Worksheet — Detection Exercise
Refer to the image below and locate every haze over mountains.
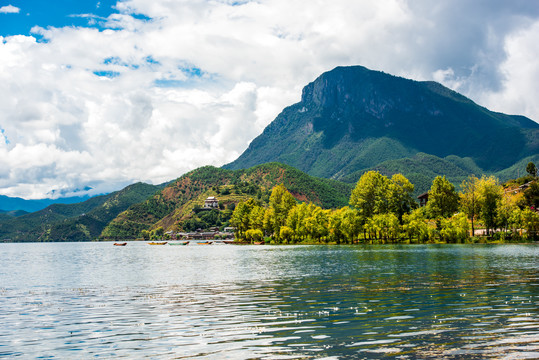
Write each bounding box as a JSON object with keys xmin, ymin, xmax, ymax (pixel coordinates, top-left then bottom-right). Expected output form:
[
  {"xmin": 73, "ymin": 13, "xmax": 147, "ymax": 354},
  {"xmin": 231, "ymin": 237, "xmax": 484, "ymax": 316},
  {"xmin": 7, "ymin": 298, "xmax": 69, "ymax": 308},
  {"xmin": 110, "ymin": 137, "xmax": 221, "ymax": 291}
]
[{"xmin": 225, "ymin": 66, "xmax": 539, "ymax": 188}]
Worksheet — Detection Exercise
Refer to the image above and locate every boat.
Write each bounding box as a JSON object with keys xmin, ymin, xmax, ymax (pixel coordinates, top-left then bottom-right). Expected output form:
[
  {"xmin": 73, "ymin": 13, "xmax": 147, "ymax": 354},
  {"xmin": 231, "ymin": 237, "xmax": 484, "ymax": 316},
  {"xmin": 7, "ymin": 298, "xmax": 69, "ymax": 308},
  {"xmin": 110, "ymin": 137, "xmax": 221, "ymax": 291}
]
[
  {"xmin": 169, "ymin": 241, "xmax": 189, "ymax": 246},
  {"xmin": 196, "ymin": 241, "xmax": 213, "ymax": 245},
  {"xmin": 113, "ymin": 242, "xmax": 127, "ymax": 246},
  {"xmin": 148, "ymin": 241, "xmax": 168, "ymax": 245}
]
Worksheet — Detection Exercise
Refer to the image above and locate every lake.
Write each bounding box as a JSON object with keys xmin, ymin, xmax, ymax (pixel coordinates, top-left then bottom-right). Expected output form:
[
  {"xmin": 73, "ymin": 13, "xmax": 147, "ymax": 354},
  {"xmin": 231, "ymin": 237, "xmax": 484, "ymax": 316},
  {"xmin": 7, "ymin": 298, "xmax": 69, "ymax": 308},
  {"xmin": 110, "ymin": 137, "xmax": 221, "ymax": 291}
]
[{"xmin": 0, "ymin": 243, "xmax": 537, "ymax": 359}]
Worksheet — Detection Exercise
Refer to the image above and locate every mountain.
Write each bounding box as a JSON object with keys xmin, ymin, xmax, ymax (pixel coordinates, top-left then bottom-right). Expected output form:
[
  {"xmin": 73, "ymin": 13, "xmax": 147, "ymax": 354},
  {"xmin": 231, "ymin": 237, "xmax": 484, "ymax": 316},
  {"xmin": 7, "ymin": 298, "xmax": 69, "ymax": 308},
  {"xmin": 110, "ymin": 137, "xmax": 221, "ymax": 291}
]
[
  {"xmin": 224, "ymin": 65, "xmax": 539, "ymax": 190},
  {"xmin": 0, "ymin": 209, "xmax": 29, "ymax": 222},
  {"xmin": 102, "ymin": 163, "xmax": 353, "ymax": 240},
  {"xmin": 0, "ymin": 182, "xmax": 162, "ymax": 242},
  {"xmin": 0, "ymin": 194, "xmax": 92, "ymax": 213}
]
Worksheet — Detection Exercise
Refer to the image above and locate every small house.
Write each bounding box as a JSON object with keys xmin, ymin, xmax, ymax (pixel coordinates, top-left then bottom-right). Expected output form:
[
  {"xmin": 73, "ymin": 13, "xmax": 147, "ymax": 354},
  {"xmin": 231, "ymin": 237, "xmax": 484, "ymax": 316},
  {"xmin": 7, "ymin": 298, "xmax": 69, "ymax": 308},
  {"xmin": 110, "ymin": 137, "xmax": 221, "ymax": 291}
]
[
  {"xmin": 417, "ymin": 192, "xmax": 429, "ymax": 207},
  {"xmin": 204, "ymin": 196, "xmax": 219, "ymax": 208}
]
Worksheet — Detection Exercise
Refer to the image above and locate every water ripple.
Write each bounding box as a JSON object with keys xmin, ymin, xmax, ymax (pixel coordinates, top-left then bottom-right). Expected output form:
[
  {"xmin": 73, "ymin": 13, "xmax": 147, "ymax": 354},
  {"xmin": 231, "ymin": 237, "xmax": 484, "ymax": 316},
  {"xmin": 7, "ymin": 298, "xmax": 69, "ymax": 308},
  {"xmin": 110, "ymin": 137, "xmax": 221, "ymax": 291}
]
[{"xmin": 0, "ymin": 243, "xmax": 537, "ymax": 358}]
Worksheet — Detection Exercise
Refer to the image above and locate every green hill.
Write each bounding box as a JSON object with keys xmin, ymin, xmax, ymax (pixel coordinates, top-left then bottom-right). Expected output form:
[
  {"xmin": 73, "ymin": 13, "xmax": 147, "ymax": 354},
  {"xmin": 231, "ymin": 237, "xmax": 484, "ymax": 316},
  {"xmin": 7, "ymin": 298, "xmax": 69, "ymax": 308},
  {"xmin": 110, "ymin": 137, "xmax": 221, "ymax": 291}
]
[
  {"xmin": 102, "ymin": 163, "xmax": 353, "ymax": 240},
  {"xmin": 0, "ymin": 182, "xmax": 162, "ymax": 242}
]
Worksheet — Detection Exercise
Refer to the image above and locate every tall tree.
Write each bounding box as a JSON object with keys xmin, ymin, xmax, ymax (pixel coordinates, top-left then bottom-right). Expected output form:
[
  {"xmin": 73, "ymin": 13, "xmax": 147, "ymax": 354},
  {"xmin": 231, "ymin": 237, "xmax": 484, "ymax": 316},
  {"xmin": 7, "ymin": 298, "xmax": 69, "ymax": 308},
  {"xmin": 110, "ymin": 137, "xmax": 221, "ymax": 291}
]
[
  {"xmin": 349, "ymin": 171, "xmax": 390, "ymax": 218},
  {"xmin": 286, "ymin": 203, "xmax": 308, "ymax": 242},
  {"xmin": 230, "ymin": 198, "xmax": 259, "ymax": 239},
  {"xmin": 402, "ymin": 208, "xmax": 429, "ymax": 243},
  {"xmin": 426, "ymin": 176, "xmax": 459, "ymax": 222},
  {"xmin": 328, "ymin": 208, "xmax": 345, "ymax": 243},
  {"xmin": 268, "ymin": 184, "xmax": 296, "ymax": 239},
  {"xmin": 460, "ymin": 175, "xmax": 479, "ymax": 237},
  {"xmin": 476, "ymin": 175, "xmax": 503, "ymax": 236},
  {"xmin": 526, "ymin": 162, "xmax": 537, "ymax": 177},
  {"xmin": 340, "ymin": 207, "xmax": 362, "ymax": 244},
  {"xmin": 497, "ymin": 191, "xmax": 520, "ymax": 233},
  {"xmin": 388, "ymin": 173, "xmax": 416, "ymax": 222},
  {"xmin": 524, "ymin": 182, "xmax": 539, "ymax": 210}
]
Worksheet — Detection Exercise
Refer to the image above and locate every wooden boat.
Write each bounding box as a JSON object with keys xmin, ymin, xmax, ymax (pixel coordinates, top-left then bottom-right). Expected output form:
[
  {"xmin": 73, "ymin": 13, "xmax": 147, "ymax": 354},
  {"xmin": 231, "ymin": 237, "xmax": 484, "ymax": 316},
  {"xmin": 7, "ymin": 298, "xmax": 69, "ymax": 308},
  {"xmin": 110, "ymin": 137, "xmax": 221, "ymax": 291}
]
[
  {"xmin": 148, "ymin": 241, "xmax": 168, "ymax": 245},
  {"xmin": 169, "ymin": 241, "xmax": 189, "ymax": 246},
  {"xmin": 113, "ymin": 242, "xmax": 127, "ymax": 246},
  {"xmin": 196, "ymin": 241, "xmax": 213, "ymax": 245}
]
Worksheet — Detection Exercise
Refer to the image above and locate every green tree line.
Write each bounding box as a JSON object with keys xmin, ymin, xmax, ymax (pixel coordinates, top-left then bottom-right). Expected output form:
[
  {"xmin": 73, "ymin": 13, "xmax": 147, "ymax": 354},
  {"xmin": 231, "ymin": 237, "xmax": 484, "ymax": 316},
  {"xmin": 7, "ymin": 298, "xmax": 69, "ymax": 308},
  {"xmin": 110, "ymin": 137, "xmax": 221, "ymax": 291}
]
[{"xmin": 231, "ymin": 167, "xmax": 539, "ymax": 244}]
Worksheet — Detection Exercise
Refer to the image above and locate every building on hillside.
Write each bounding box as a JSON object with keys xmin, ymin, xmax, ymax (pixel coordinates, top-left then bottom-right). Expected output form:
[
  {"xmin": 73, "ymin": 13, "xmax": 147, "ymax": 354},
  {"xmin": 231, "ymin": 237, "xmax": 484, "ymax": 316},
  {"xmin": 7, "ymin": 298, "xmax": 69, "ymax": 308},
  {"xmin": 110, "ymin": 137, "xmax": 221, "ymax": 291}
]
[
  {"xmin": 204, "ymin": 196, "xmax": 219, "ymax": 208},
  {"xmin": 418, "ymin": 192, "xmax": 429, "ymax": 207}
]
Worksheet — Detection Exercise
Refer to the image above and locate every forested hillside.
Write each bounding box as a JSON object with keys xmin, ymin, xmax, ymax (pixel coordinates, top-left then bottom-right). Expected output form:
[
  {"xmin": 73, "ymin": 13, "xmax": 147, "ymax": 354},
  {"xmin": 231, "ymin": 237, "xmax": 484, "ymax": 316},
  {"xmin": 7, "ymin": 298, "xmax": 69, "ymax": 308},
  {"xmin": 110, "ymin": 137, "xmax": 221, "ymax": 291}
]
[
  {"xmin": 102, "ymin": 163, "xmax": 353, "ymax": 240},
  {"xmin": 0, "ymin": 182, "xmax": 162, "ymax": 242}
]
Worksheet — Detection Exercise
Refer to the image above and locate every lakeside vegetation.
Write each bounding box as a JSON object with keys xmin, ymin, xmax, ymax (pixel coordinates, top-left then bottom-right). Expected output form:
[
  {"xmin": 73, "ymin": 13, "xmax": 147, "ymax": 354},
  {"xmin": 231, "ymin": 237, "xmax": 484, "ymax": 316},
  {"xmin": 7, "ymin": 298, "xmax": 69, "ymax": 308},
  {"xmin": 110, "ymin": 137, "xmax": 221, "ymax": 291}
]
[
  {"xmin": 230, "ymin": 162, "xmax": 539, "ymax": 244},
  {"xmin": 100, "ymin": 163, "xmax": 353, "ymax": 241}
]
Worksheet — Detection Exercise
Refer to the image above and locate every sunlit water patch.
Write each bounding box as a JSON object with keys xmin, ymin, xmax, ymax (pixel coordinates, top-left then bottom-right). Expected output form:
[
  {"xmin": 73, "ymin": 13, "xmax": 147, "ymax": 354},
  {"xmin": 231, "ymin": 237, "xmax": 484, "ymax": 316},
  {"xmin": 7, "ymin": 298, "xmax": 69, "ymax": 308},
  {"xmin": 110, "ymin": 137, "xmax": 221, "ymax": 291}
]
[{"xmin": 0, "ymin": 243, "xmax": 537, "ymax": 358}]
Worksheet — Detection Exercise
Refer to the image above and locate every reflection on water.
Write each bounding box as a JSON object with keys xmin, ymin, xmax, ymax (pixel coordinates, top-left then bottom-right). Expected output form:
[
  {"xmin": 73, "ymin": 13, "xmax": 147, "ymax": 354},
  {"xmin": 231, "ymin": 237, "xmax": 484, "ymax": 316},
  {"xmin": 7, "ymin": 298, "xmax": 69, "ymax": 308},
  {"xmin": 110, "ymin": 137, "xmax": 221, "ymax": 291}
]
[{"xmin": 0, "ymin": 243, "xmax": 537, "ymax": 358}]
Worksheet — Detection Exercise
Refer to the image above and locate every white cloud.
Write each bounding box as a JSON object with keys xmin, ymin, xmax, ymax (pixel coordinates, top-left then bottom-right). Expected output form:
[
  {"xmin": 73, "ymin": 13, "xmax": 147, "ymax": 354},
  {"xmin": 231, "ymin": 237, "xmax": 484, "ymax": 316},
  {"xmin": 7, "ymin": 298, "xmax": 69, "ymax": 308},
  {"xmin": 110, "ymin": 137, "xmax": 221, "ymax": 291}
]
[
  {"xmin": 0, "ymin": 5, "xmax": 19, "ymax": 13},
  {"xmin": 481, "ymin": 20, "xmax": 539, "ymax": 119},
  {"xmin": 0, "ymin": 0, "xmax": 538, "ymax": 199}
]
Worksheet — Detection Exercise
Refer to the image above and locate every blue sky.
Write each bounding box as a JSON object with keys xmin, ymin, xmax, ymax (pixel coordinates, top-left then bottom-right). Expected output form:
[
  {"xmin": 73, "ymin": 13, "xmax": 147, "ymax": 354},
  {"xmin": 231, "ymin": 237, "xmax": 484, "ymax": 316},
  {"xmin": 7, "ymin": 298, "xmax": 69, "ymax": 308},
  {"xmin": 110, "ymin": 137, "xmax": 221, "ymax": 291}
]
[
  {"xmin": 0, "ymin": 1, "xmax": 120, "ymax": 35},
  {"xmin": 1, "ymin": 0, "xmax": 539, "ymax": 199}
]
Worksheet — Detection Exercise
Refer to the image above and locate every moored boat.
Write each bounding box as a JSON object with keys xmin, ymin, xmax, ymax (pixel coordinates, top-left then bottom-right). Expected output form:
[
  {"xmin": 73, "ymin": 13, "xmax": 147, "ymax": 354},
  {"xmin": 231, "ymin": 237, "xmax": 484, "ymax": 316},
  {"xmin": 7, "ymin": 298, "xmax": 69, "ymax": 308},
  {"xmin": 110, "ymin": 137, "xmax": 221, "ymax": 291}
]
[
  {"xmin": 148, "ymin": 241, "xmax": 168, "ymax": 245},
  {"xmin": 169, "ymin": 241, "xmax": 189, "ymax": 246},
  {"xmin": 113, "ymin": 242, "xmax": 127, "ymax": 246}
]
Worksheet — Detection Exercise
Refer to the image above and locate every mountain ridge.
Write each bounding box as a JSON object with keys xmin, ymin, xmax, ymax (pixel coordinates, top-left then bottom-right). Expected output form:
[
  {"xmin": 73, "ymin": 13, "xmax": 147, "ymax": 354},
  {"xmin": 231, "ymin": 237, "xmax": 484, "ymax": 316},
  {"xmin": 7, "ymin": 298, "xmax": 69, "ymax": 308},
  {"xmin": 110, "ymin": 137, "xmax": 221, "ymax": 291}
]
[
  {"xmin": 224, "ymin": 65, "xmax": 538, "ymax": 181},
  {"xmin": 0, "ymin": 194, "xmax": 93, "ymax": 213}
]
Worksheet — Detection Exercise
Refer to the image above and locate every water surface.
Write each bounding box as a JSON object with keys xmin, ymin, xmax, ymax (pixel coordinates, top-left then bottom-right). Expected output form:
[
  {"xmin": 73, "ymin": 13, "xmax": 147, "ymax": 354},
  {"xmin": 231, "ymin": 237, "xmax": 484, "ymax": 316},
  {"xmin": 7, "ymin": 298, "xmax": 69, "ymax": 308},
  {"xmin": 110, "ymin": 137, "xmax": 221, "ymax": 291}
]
[{"xmin": 1, "ymin": 243, "xmax": 537, "ymax": 359}]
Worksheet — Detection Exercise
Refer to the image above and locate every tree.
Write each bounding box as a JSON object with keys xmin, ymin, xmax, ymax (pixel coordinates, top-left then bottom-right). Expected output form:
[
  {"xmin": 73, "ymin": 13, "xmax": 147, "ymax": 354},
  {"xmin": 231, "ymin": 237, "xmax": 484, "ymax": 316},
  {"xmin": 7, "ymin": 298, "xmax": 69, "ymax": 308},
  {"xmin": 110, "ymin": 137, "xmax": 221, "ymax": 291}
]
[
  {"xmin": 245, "ymin": 229, "xmax": 263, "ymax": 244},
  {"xmin": 365, "ymin": 213, "xmax": 400, "ymax": 242},
  {"xmin": 150, "ymin": 226, "xmax": 164, "ymax": 240},
  {"xmin": 340, "ymin": 207, "xmax": 362, "ymax": 243},
  {"xmin": 141, "ymin": 229, "xmax": 150, "ymax": 240},
  {"xmin": 230, "ymin": 198, "xmax": 259, "ymax": 239},
  {"xmin": 522, "ymin": 208, "xmax": 539, "ymax": 240},
  {"xmin": 328, "ymin": 208, "xmax": 345, "ymax": 243},
  {"xmin": 402, "ymin": 208, "xmax": 429, "ymax": 243},
  {"xmin": 387, "ymin": 173, "xmax": 416, "ymax": 222},
  {"xmin": 279, "ymin": 226, "xmax": 294, "ymax": 243},
  {"xmin": 440, "ymin": 213, "xmax": 469, "ymax": 243},
  {"xmin": 350, "ymin": 171, "xmax": 391, "ymax": 218},
  {"xmin": 286, "ymin": 203, "xmax": 308, "ymax": 242},
  {"xmin": 426, "ymin": 176, "xmax": 459, "ymax": 220},
  {"xmin": 523, "ymin": 182, "xmax": 539, "ymax": 210},
  {"xmin": 268, "ymin": 184, "xmax": 296, "ymax": 239},
  {"xmin": 526, "ymin": 162, "xmax": 537, "ymax": 177},
  {"xmin": 308, "ymin": 206, "xmax": 330, "ymax": 242},
  {"xmin": 249, "ymin": 205, "xmax": 265, "ymax": 232},
  {"xmin": 497, "ymin": 191, "xmax": 520, "ymax": 233},
  {"xmin": 460, "ymin": 175, "xmax": 480, "ymax": 236},
  {"xmin": 476, "ymin": 175, "xmax": 503, "ymax": 236},
  {"xmin": 508, "ymin": 208, "xmax": 524, "ymax": 237}
]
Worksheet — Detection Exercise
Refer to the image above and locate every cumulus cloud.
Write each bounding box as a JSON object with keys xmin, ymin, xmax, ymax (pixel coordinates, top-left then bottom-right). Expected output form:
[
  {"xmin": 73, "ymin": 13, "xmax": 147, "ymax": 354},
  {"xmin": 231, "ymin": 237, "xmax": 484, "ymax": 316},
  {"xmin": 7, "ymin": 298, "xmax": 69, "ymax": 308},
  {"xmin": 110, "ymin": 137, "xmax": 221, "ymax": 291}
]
[
  {"xmin": 0, "ymin": 5, "xmax": 19, "ymax": 13},
  {"xmin": 481, "ymin": 20, "xmax": 539, "ymax": 119},
  {"xmin": 0, "ymin": 0, "xmax": 538, "ymax": 199}
]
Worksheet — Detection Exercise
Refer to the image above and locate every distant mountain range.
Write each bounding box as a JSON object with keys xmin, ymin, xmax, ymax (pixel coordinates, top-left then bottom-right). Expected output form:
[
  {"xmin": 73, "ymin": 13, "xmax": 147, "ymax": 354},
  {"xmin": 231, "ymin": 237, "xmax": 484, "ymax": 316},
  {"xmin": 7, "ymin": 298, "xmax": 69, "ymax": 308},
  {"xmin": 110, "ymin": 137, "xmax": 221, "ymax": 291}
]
[
  {"xmin": 0, "ymin": 183, "xmax": 163, "ymax": 242},
  {"xmin": 224, "ymin": 65, "xmax": 539, "ymax": 191},
  {"xmin": 0, "ymin": 194, "xmax": 92, "ymax": 213}
]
